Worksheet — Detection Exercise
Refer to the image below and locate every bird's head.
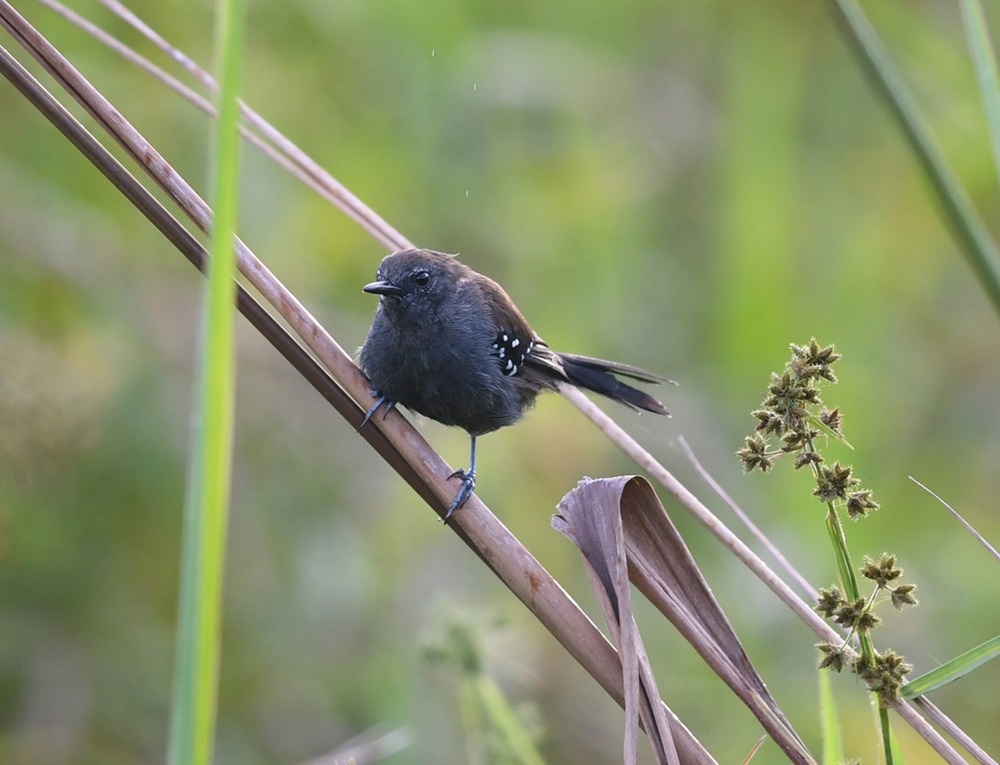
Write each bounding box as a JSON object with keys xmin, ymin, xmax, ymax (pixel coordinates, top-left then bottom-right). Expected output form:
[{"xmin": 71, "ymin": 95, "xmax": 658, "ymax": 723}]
[{"xmin": 363, "ymin": 249, "xmax": 467, "ymax": 322}]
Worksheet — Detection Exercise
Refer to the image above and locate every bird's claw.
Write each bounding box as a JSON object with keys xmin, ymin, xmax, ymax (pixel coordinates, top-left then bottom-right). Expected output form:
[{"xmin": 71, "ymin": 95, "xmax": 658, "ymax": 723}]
[
  {"xmin": 443, "ymin": 469, "xmax": 476, "ymax": 524},
  {"xmin": 358, "ymin": 393, "xmax": 395, "ymax": 432}
]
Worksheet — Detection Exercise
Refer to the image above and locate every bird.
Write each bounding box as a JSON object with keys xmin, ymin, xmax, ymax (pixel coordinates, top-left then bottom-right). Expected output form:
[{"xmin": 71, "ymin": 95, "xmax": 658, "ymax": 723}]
[{"xmin": 358, "ymin": 248, "xmax": 669, "ymax": 522}]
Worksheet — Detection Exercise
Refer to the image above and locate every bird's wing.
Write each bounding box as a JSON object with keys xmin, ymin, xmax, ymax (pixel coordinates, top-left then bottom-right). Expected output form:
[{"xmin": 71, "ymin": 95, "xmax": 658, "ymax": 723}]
[{"xmin": 472, "ymin": 272, "xmax": 564, "ymax": 379}]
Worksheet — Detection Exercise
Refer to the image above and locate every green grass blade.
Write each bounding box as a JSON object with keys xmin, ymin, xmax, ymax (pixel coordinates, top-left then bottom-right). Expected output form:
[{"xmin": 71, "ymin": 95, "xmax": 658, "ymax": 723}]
[
  {"xmin": 166, "ymin": 0, "xmax": 245, "ymax": 763},
  {"xmin": 817, "ymin": 669, "xmax": 844, "ymax": 765},
  {"xmin": 900, "ymin": 634, "xmax": 1000, "ymax": 699},
  {"xmin": 878, "ymin": 705, "xmax": 900, "ymax": 765},
  {"xmin": 961, "ymin": 0, "xmax": 1000, "ymax": 184},
  {"xmin": 829, "ymin": 0, "xmax": 1000, "ymax": 318}
]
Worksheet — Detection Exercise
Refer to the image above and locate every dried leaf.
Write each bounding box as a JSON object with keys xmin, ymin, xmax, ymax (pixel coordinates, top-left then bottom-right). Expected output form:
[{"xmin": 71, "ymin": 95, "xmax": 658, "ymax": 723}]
[
  {"xmin": 555, "ymin": 478, "xmax": 682, "ymax": 765},
  {"xmin": 555, "ymin": 476, "xmax": 815, "ymax": 765}
]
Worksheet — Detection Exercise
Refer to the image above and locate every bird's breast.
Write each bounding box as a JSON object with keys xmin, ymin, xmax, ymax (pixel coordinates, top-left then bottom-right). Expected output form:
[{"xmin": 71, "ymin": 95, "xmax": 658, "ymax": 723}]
[{"xmin": 360, "ymin": 309, "xmax": 536, "ymax": 435}]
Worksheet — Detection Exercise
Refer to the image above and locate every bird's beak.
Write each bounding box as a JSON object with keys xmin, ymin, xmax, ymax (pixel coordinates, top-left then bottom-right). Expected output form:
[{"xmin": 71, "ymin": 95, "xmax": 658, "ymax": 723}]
[{"xmin": 363, "ymin": 279, "xmax": 404, "ymax": 296}]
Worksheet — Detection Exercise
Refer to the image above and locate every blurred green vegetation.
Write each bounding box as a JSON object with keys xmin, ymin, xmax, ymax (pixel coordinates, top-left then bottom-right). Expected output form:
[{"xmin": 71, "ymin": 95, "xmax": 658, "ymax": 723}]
[{"xmin": 2, "ymin": 0, "xmax": 999, "ymax": 763}]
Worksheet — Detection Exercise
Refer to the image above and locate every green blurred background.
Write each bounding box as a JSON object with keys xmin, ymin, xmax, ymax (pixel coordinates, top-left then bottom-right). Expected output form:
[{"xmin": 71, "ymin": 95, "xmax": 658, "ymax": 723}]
[{"xmin": 2, "ymin": 0, "xmax": 999, "ymax": 762}]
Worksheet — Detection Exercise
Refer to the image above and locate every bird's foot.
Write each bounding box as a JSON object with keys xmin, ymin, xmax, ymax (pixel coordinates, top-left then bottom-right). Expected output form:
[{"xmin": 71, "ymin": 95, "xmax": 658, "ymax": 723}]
[
  {"xmin": 443, "ymin": 468, "xmax": 476, "ymax": 524},
  {"xmin": 358, "ymin": 393, "xmax": 396, "ymax": 432}
]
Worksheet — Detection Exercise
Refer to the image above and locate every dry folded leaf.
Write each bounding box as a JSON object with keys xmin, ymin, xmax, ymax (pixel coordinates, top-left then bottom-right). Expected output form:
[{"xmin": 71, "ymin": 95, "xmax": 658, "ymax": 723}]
[
  {"xmin": 555, "ymin": 476, "xmax": 816, "ymax": 765},
  {"xmin": 555, "ymin": 477, "xmax": 688, "ymax": 765}
]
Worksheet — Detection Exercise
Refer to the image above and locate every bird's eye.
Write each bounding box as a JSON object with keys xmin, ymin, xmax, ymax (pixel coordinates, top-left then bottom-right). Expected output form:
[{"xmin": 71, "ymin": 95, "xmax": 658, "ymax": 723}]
[{"xmin": 414, "ymin": 270, "xmax": 431, "ymax": 287}]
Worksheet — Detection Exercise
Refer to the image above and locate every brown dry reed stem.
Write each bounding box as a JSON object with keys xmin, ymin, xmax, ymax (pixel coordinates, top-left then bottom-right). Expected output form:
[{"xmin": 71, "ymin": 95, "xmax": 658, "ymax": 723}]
[
  {"xmin": 104, "ymin": 0, "xmax": 408, "ymax": 249},
  {"xmin": 35, "ymin": 0, "xmax": 407, "ymax": 250},
  {"xmin": 913, "ymin": 696, "xmax": 997, "ymax": 765},
  {"xmin": 98, "ymin": 0, "xmax": 409, "ymax": 251},
  {"xmin": 677, "ymin": 436, "xmax": 819, "ymax": 601},
  {"xmin": 0, "ymin": 4, "xmax": 984, "ymax": 762}
]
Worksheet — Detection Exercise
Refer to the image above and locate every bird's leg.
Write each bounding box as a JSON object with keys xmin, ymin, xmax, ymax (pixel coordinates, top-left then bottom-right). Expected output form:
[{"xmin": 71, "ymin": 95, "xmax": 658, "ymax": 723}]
[
  {"xmin": 444, "ymin": 436, "xmax": 477, "ymax": 523},
  {"xmin": 358, "ymin": 393, "xmax": 396, "ymax": 432}
]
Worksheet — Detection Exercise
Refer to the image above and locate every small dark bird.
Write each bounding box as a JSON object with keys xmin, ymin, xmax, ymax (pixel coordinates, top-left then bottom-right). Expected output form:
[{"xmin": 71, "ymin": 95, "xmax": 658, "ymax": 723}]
[{"xmin": 359, "ymin": 248, "xmax": 669, "ymax": 521}]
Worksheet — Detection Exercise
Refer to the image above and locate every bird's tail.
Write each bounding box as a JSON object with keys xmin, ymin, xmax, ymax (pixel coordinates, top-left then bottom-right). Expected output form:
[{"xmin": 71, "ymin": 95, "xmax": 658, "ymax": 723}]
[{"xmin": 557, "ymin": 352, "xmax": 670, "ymax": 415}]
